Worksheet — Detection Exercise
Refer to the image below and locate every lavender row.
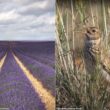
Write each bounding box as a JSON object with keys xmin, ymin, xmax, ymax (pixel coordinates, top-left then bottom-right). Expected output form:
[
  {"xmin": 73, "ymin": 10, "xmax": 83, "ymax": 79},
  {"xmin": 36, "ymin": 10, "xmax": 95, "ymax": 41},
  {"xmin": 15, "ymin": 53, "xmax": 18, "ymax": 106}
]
[
  {"xmin": 14, "ymin": 51, "xmax": 55, "ymax": 96},
  {"xmin": 0, "ymin": 51, "xmax": 6, "ymax": 60},
  {"xmin": 0, "ymin": 52, "xmax": 46, "ymax": 110},
  {"xmin": 14, "ymin": 48, "xmax": 55, "ymax": 69},
  {"xmin": 17, "ymin": 48, "xmax": 54, "ymax": 62}
]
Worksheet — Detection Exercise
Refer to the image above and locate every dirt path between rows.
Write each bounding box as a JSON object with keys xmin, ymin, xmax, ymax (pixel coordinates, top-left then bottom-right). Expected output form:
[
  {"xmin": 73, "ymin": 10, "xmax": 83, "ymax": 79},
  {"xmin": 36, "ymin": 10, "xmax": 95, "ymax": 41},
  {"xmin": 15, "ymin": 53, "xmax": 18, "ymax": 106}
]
[{"xmin": 13, "ymin": 54, "xmax": 55, "ymax": 110}]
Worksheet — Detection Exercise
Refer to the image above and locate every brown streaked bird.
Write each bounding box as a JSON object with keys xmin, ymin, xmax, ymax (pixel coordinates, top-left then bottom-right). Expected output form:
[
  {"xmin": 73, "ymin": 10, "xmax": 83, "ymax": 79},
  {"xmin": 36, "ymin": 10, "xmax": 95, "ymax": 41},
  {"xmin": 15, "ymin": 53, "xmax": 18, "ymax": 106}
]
[
  {"xmin": 84, "ymin": 27, "xmax": 110, "ymax": 83},
  {"xmin": 84, "ymin": 27, "xmax": 101, "ymax": 74}
]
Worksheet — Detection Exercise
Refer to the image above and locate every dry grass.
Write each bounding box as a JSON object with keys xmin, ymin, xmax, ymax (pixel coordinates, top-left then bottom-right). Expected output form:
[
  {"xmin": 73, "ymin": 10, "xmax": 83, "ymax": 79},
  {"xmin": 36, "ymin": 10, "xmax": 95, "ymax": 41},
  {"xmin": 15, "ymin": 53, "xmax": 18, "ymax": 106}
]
[{"xmin": 56, "ymin": 0, "xmax": 110, "ymax": 109}]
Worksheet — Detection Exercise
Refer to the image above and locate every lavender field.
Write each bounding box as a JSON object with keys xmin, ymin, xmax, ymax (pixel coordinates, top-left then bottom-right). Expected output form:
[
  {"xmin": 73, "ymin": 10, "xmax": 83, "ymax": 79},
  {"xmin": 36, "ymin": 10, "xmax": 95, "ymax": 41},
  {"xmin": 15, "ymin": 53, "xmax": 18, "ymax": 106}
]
[{"xmin": 0, "ymin": 41, "xmax": 55, "ymax": 110}]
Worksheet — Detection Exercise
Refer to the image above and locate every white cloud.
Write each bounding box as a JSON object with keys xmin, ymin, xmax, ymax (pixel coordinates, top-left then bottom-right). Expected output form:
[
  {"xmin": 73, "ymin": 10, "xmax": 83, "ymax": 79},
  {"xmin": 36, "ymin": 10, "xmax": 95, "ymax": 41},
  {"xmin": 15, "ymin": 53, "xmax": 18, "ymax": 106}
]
[
  {"xmin": 0, "ymin": 0, "xmax": 55, "ymax": 41},
  {"xmin": 0, "ymin": 10, "xmax": 20, "ymax": 21}
]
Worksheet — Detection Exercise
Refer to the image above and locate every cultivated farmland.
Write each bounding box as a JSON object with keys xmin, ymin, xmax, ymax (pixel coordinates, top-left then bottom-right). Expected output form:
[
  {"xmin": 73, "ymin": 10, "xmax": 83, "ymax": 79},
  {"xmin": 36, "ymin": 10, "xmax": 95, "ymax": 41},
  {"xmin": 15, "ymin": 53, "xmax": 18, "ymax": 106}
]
[{"xmin": 0, "ymin": 41, "xmax": 55, "ymax": 110}]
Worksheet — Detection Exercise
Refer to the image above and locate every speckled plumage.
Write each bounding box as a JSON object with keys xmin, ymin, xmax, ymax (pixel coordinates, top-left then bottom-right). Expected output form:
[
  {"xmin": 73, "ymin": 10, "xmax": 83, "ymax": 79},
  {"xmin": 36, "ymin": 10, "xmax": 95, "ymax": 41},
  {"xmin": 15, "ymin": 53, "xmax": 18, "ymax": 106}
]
[
  {"xmin": 82, "ymin": 27, "xmax": 110, "ymax": 82},
  {"xmin": 84, "ymin": 27, "xmax": 101, "ymax": 74}
]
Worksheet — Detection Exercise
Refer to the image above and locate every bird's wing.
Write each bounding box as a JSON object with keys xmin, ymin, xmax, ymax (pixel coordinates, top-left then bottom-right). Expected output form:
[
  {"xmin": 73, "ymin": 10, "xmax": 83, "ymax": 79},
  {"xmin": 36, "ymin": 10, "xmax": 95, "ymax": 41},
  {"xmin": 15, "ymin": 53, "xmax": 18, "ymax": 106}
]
[{"xmin": 101, "ymin": 56, "xmax": 110, "ymax": 75}]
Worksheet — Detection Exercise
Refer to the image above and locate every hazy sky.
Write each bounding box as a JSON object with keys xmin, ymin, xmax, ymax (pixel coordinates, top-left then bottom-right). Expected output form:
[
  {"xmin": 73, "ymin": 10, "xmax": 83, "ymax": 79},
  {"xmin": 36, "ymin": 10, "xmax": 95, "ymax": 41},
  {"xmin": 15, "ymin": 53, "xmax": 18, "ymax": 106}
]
[{"xmin": 0, "ymin": 0, "xmax": 55, "ymax": 41}]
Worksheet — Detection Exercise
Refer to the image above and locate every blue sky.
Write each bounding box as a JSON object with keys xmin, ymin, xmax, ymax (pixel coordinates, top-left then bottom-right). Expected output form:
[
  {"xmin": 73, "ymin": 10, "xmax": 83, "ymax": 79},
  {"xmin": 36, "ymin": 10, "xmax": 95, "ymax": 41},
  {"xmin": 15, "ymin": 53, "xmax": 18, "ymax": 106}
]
[{"xmin": 0, "ymin": 0, "xmax": 55, "ymax": 41}]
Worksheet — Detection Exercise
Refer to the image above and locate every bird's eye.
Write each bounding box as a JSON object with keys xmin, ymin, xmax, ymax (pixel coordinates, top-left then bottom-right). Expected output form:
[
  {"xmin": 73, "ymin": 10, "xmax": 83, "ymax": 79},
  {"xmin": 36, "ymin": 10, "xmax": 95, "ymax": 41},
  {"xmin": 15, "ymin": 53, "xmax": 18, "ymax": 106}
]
[{"xmin": 92, "ymin": 29, "xmax": 96, "ymax": 32}]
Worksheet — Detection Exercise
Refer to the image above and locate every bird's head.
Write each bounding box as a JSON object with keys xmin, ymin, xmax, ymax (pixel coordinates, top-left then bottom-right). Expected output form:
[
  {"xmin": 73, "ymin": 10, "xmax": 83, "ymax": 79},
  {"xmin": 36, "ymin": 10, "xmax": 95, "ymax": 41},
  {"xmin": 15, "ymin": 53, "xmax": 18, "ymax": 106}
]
[
  {"xmin": 84, "ymin": 27, "xmax": 101, "ymax": 48},
  {"xmin": 85, "ymin": 27, "xmax": 100, "ymax": 40}
]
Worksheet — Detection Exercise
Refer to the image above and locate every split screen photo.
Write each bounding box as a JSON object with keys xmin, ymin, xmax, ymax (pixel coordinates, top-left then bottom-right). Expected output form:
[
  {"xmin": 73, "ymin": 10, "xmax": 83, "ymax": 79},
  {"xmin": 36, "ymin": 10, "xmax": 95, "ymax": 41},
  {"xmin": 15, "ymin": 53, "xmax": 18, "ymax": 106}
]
[{"xmin": 0, "ymin": 0, "xmax": 110, "ymax": 110}]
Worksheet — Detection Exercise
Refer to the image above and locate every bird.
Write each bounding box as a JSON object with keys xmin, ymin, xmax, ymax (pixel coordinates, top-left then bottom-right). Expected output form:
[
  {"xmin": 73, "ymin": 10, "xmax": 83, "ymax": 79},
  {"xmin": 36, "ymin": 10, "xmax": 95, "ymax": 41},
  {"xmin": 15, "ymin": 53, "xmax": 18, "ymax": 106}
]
[
  {"xmin": 83, "ymin": 27, "xmax": 110, "ymax": 83},
  {"xmin": 84, "ymin": 27, "xmax": 101, "ymax": 74}
]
